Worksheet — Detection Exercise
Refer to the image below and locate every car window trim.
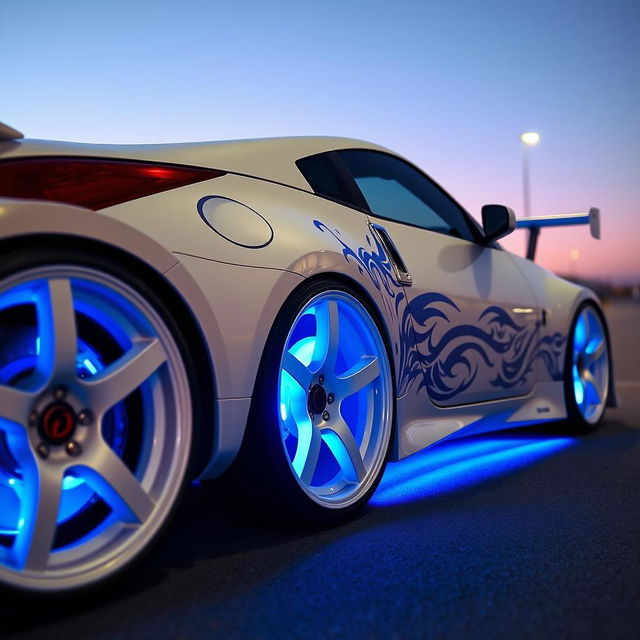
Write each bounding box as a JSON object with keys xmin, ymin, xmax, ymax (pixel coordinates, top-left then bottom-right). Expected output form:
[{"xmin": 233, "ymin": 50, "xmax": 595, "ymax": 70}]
[
  {"xmin": 296, "ymin": 148, "xmax": 498, "ymax": 248},
  {"xmin": 335, "ymin": 148, "xmax": 485, "ymax": 244}
]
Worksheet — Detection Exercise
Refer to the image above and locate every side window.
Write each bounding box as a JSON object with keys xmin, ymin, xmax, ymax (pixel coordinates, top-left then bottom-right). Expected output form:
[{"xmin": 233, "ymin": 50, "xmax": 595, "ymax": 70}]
[
  {"xmin": 338, "ymin": 149, "xmax": 476, "ymax": 240},
  {"xmin": 296, "ymin": 152, "xmax": 365, "ymax": 210}
]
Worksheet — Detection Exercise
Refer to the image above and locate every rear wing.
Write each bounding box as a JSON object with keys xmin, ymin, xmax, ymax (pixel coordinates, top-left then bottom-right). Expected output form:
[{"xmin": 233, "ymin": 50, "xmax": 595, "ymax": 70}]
[{"xmin": 516, "ymin": 207, "xmax": 601, "ymax": 261}]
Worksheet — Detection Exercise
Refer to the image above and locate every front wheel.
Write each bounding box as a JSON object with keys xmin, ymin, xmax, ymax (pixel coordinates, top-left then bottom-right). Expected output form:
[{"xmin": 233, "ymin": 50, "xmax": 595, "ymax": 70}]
[
  {"xmin": 233, "ymin": 279, "xmax": 394, "ymax": 525},
  {"xmin": 564, "ymin": 301, "xmax": 611, "ymax": 431}
]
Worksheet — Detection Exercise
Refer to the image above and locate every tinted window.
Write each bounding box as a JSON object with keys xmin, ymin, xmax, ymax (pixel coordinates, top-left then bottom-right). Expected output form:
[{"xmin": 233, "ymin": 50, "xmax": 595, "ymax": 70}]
[
  {"xmin": 296, "ymin": 153, "xmax": 364, "ymax": 209},
  {"xmin": 338, "ymin": 149, "xmax": 475, "ymax": 240}
]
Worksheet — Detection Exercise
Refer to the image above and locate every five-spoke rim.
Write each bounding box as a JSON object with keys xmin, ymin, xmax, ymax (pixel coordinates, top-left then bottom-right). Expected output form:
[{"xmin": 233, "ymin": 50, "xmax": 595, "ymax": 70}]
[
  {"xmin": 0, "ymin": 265, "xmax": 191, "ymax": 591},
  {"xmin": 278, "ymin": 290, "xmax": 392, "ymax": 508},
  {"xmin": 571, "ymin": 305, "xmax": 609, "ymax": 425}
]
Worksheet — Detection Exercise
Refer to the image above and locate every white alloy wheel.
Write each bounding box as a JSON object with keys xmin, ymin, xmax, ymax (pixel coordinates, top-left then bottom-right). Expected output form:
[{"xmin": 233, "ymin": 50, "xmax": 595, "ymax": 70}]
[
  {"xmin": 0, "ymin": 256, "xmax": 193, "ymax": 592},
  {"xmin": 277, "ymin": 288, "xmax": 393, "ymax": 511},
  {"xmin": 568, "ymin": 303, "xmax": 610, "ymax": 427}
]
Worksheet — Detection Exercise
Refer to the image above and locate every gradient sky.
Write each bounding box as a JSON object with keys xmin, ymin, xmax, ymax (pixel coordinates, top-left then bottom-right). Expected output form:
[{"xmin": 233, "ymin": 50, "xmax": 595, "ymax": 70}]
[{"xmin": 2, "ymin": 0, "xmax": 639, "ymax": 283}]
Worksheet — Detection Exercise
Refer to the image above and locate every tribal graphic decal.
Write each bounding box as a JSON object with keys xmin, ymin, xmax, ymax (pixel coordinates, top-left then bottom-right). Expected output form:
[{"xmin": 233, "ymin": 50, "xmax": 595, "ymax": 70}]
[
  {"xmin": 312, "ymin": 220, "xmax": 397, "ymax": 314},
  {"xmin": 313, "ymin": 220, "xmax": 566, "ymax": 400},
  {"xmin": 406, "ymin": 293, "xmax": 566, "ymax": 401}
]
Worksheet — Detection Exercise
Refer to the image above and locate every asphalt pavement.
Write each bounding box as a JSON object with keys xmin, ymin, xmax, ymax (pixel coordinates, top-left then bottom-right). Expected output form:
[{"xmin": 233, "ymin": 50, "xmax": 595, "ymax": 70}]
[{"xmin": 2, "ymin": 301, "xmax": 639, "ymax": 639}]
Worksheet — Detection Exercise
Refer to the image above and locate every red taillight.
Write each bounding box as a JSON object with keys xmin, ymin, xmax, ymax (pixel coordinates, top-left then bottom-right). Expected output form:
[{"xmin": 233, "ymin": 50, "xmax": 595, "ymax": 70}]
[{"xmin": 0, "ymin": 157, "xmax": 226, "ymax": 210}]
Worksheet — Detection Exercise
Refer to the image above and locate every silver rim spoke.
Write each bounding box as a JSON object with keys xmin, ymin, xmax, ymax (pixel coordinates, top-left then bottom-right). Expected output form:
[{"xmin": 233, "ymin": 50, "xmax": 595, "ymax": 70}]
[
  {"xmin": 35, "ymin": 279, "xmax": 78, "ymax": 381},
  {"xmin": 17, "ymin": 462, "xmax": 63, "ymax": 571},
  {"xmin": 335, "ymin": 356, "xmax": 380, "ymax": 398},
  {"xmin": 585, "ymin": 338, "xmax": 605, "ymax": 368},
  {"xmin": 83, "ymin": 338, "xmax": 166, "ymax": 413},
  {"xmin": 583, "ymin": 370, "xmax": 601, "ymax": 406},
  {"xmin": 282, "ymin": 350, "xmax": 313, "ymax": 390},
  {"xmin": 312, "ymin": 299, "xmax": 340, "ymax": 371},
  {"xmin": 292, "ymin": 421, "xmax": 322, "ymax": 485},
  {"xmin": 323, "ymin": 417, "xmax": 366, "ymax": 483},
  {"xmin": 3, "ymin": 428, "xmax": 62, "ymax": 571},
  {"xmin": 78, "ymin": 441, "xmax": 155, "ymax": 523}
]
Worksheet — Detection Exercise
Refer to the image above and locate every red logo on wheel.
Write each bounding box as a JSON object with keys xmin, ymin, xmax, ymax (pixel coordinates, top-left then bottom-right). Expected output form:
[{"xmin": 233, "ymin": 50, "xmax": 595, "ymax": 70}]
[{"xmin": 40, "ymin": 403, "xmax": 77, "ymax": 444}]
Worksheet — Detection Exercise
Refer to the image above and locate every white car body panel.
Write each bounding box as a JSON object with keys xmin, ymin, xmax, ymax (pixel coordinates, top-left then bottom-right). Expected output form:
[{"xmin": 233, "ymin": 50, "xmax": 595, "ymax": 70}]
[
  {"xmin": 0, "ymin": 136, "xmax": 602, "ymax": 479},
  {"xmin": 0, "ymin": 136, "xmax": 394, "ymax": 193}
]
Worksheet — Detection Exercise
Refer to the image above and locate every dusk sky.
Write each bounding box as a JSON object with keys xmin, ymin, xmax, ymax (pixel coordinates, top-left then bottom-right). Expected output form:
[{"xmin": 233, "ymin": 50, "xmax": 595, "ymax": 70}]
[{"xmin": 1, "ymin": 0, "xmax": 638, "ymax": 283}]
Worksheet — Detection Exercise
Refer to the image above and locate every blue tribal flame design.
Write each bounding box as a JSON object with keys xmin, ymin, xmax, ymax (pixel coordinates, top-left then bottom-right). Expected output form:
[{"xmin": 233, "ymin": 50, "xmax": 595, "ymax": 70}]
[
  {"xmin": 313, "ymin": 220, "xmax": 566, "ymax": 401},
  {"xmin": 312, "ymin": 220, "xmax": 398, "ymax": 314},
  {"xmin": 406, "ymin": 294, "xmax": 565, "ymax": 401}
]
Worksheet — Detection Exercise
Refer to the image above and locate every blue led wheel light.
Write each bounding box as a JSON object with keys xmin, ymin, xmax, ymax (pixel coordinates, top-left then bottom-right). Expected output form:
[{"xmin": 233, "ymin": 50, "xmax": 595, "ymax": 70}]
[
  {"xmin": 0, "ymin": 348, "xmax": 122, "ymax": 533},
  {"xmin": 278, "ymin": 290, "xmax": 393, "ymax": 508},
  {"xmin": 0, "ymin": 263, "xmax": 193, "ymax": 592}
]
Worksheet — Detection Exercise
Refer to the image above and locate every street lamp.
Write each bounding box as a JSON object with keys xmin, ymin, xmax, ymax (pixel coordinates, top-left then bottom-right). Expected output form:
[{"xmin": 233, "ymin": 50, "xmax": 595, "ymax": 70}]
[{"xmin": 520, "ymin": 131, "xmax": 540, "ymax": 217}]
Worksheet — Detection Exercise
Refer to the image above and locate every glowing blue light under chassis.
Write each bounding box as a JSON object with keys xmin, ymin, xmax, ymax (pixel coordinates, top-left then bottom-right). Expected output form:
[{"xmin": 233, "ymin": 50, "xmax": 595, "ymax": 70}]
[{"xmin": 371, "ymin": 434, "xmax": 574, "ymax": 506}]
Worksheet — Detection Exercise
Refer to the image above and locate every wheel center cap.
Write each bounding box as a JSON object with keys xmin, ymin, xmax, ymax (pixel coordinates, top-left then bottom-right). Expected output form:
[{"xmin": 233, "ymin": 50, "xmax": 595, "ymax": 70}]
[
  {"xmin": 39, "ymin": 402, "xmax": 77, "ymax": 445},
  {"xmin": 308, "ymin": 384, "xmax": 327, "ymax": 415}
]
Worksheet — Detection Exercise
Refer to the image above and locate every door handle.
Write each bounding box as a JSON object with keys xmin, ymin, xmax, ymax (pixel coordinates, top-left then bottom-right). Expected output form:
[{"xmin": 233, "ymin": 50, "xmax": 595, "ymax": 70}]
[{"xmin": 369, "ymin": 222, "xmax": 413, "ymax": 286}]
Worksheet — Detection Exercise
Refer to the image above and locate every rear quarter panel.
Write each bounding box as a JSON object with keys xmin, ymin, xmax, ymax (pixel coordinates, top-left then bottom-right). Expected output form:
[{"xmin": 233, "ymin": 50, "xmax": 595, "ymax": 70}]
[{"xmin": 101, "ymin": 174, "xmax": 409, "ymax": 400}]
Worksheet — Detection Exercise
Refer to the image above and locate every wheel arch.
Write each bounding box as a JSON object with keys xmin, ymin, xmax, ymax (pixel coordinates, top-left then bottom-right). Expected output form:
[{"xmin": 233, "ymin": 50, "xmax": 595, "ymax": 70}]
[
  {"xmin": 0, "ymin": 199, "xmax": 223, "ymax": 477},
  {"xmin": 242, "ymin": 269, "xmax": 400, "ymax": 453}
]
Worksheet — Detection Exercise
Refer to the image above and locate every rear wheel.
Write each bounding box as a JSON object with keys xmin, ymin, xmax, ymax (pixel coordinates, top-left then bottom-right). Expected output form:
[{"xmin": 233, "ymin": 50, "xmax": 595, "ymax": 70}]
[
  {"xmin": 232, "ymin": 279, "xmax": 394, "ymax": 525},
  {"xmin": 0, "ymin": 248, "xmax": 194, "ymax": 593},
  {"xmin": 564, "ymin": 302, "xmax": 610, "ymax": 431}
]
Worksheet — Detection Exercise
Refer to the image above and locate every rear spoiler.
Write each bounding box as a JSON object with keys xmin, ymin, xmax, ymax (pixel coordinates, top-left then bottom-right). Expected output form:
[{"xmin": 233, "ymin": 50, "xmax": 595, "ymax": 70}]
[
  {"xmin": 516, "ymin": 208, "xmax": 600, "ymax": 261},
  {"xmin": 0, "ymin": 122, "xmax": 24, "ymax": 141}
]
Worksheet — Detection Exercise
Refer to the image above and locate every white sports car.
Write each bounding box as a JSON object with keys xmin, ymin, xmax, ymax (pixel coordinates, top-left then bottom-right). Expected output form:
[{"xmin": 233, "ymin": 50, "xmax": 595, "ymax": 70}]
[{"xmin": 0, "ymin": 122, "xmax": 614, "ymax": 593}]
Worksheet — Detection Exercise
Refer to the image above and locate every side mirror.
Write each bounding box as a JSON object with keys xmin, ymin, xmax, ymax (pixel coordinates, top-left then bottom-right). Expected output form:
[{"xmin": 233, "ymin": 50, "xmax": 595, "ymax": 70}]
[{"xmin": 481, "ymin": 204, "xmax": 516, "ymax": 242}]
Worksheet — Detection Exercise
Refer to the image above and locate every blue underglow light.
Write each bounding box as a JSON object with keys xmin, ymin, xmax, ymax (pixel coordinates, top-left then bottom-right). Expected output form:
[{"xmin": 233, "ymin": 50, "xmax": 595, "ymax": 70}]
[{"xmin": 371, "ymin": 435, "xmax": 574, "ymax": 506}]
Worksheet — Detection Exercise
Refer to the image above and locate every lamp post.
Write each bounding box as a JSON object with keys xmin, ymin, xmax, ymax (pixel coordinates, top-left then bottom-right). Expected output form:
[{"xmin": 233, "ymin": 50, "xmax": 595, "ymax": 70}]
[{"xmin": 520, "ymin": 131, "xmax": 540, "ymax": 217}]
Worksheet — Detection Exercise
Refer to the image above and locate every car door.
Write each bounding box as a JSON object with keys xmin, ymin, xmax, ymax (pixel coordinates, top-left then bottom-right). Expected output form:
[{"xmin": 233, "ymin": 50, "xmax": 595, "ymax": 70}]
[{"xmin": 336, "ymin": 149, "xmax": 541, "ymax": 407}]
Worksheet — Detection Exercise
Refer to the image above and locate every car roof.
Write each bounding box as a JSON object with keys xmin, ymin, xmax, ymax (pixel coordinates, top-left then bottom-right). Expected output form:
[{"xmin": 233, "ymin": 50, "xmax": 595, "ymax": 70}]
[{"xmin": 0, "ymin": 136, "xmax": 396, "ymax": 192}]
